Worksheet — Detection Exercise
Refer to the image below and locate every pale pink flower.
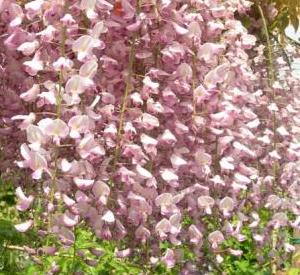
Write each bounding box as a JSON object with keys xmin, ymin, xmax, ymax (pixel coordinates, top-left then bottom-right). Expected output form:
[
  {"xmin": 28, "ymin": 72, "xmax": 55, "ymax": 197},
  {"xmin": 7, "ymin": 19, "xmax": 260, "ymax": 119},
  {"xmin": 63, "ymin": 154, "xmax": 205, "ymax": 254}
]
[
  {"xmin": 161, "ymin": 249, "xmax": 175, "ymax": 269},
  {"xmin": 26, "ymin": 124, "xmax": 46, "ymax": 149},
  {"xmin": 23, "ymin": 52, "xmax": 43, "ymax": 76},
  {"xmin": 170, "ymin": 154, "xmax": 187, "ymax": 168},
  {"xmin": 17, "ymin": 40, "xmax": 39, "ymax": 56},
  {"xmin": 73, "ymin": 177, "xmax": 94, "ymax": 190},
  {"xmin": 15, "ymin": 220, "xmax": 33, "ymax": 233},
  {"xmin": 53, "ymin": 57, "xmax": 74, "ymax": 71},
  {"xmin": 68, "ymin": 115, "xmax": 90, "ymax": 139},
  {"xmin": 17, "ymin": 144, "xmax": 48, "ymax": 179},
  {"xmin": 160, "ymin": 129, "xmax": 177, "ymax": 146},
  {"xmin": 11, "ymin": 113, "xmax": 36, "ymax": 130},
  {"xmin": 155, "ymin": 218, "xmax": 171, "ymax": 239},
  {"xmin": 143, "ymin": 76, "xmax": 159, "ymax": 90},
  {"xmin": 219, "ymin": 197, "xmax": 235, "ymax": 216},
  {"xmin": 60, "ymin": 14, "xmax": 76, "ymax": 26},
  {"xmin": 90, "ymin": 21, "xmax": 108, "ymax": 38},
  {"xmin": 271, "ymin": 212, "xmax": 288, "ymax": 229},
  {"xmin": 62, "ymin": 211, "xmax": 79, "ymax": 227},
  {"xmin": 20, "ymin": 84, "xmax": 40, "ymax": 102},
  {"xmin": 198, "ymin": 196, "xmax": 215, "ymax": 214},
  {"xmin": 204, "ymin": 63, "xmax": 230, "ymax": 89},
  {"xmin": 136, "ymin": 164, "xmax": 152, "ymax": 179},
  {"xmin": 138, "ymin": 113, "xmax": 160, "ymax": 130},
  {"xmin": 24, "ymin": 0, "xmax": 44, "ymax": 19},
  {"xmin": 92, "ymin": 181, "xmax": 110, "ymax": 205},
  {"xmin": 77, "ymin": 133, "xmax": 105, "ymax": 159},
  {"xmin": 115, "ymin": 248, "xmax": 131, "ymax": 258},
  {"xmin": 228, "ymin": 249, "xmax": 243, "ymax": 256},
  {"xmin": 135, "ymin": 226, "xmax": 151, "ymax": 243},
  {"xmin": 208, "ymin": 230, "xmax": 224, "ymax": 249},
  {"xmin": 16, "ymin": 187, "xmax": 34, "ymax": 212},
  {"xmin": 188, "ymin": 224, "xmax": 203, "ymax": 244},
  {"xmin": 265, "ymin": 195, "xmax": 282, "ymax": 209},
  {"xmin": 65, "ymin": 75, "xmax": 94, "ymax": 96},
  {"xmin": 220, "ymin": 156, "xmax": 235, "ymax": 170},
  {"xmin": 197, "ymin": 43, "xmax": 225, "ymax": 63},
  {"xmin": 160, "ymin": 169, "xmax": 179, "ymax": 183},
  {"xmin": 80, "ymin": 0, "xmax": 97, "ymax": 19},
  {"xmin": 72, "ymin": 35, "xmax": 102, "ymax": 61},
  {"xmin": 37, "ymin": 25, "xmax": 56, "ymax": 42},
  {"xmin": 102, "ymin": 210, "xmax": 115, "ymax": 224},
  {"xmin": 79, "ymin": 59, "xmax": 98, "ymax": 79},
  {"xmin": 38, "ymin": 118, "xmax": 69, "ymax": 143},
  {"xmin": 8, "ymin": 3, "xmax": 24, "ymax": 27},
  {"xmin": 62, "ymin": 194, "xmax": 76, "ymax": 207}
]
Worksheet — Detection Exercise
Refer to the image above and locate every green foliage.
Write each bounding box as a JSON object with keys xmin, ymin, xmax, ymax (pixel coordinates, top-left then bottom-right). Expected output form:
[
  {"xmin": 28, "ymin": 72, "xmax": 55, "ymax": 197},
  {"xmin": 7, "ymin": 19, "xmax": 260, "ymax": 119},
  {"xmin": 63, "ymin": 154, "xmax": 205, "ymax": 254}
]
[
  {"xmin": 23, "ymin": 227, "xmax": 145, "ymax": 274},
  {"xmin": 220, "ymin": 225, "xmax": 272, "ymax": 275},
  {"xmin": 288, "ymin": 267, "xmax": 300, "ymax": 275},
  {"xmin": 0, "ymin": 177, "xmax": 298, "ymax": 274},
  {"xmin": 0, "ymin": 177, "xmax": 38, "ymax": 274},
  {"xmin": 270, "ymin": 0, "xmax": 300, "ymax": 33}
]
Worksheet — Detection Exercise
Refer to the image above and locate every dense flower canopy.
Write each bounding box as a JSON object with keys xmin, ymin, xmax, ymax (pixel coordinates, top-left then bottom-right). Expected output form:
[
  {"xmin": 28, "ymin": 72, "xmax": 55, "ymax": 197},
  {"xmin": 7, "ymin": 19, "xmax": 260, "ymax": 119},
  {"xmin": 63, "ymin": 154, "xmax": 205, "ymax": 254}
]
[{"xmin": 1, "ymin": 0, "xmax": 300, "ymax": 272}]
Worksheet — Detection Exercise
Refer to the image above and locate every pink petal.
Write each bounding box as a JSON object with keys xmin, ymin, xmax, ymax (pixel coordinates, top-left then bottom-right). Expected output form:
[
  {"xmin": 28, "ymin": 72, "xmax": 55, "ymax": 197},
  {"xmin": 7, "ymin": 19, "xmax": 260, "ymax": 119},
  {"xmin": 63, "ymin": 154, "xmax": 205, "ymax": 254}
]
[
  {"xmin": 74, "ymin": 177, "xmax": 94, "ymax": 190},
  {"xmin": 102, "ymin": 210, "xmax": 115, "ymax": 224},
  {"xmin": 136, "ymin": 164, "xmax": 152, "ymax": 179},
  {"xmin": 160, "ymin": 169, "xmax": 178, "ymax": 182},
  {"xmin": 15, "ymin": 220, "xmax": 33, "ymax": 232},
  {"xmin": 62, "ymin": 212, "xmax": 79, "ymax": 227},
  {"xmin": 20, "ymin": 84, "xmax": 40, "ymax": 102}
]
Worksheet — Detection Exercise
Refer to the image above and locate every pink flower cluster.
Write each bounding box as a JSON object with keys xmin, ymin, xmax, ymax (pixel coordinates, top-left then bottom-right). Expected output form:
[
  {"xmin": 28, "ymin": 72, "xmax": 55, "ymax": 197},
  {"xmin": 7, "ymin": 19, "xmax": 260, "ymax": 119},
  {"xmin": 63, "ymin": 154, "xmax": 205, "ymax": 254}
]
[{"xmin": 1, "ymin": 0, "xmax": 300, "ymax": 271}]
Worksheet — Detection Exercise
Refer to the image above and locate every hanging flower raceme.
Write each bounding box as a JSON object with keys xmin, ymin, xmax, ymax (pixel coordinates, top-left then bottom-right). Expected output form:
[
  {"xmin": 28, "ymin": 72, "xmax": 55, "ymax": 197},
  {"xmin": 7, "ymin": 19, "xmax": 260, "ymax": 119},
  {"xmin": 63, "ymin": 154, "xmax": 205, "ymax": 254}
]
[{"xmin": 1, "ymin": 0, "xmax": 300, "ymax": 273}]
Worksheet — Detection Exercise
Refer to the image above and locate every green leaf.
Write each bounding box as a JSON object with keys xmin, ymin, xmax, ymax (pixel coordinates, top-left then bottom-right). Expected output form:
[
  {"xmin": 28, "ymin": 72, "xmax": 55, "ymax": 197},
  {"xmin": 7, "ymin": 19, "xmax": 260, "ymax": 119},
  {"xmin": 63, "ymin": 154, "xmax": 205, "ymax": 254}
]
[
  {"xmin": 291, "ymin": 238, "xmax": 300, "ymax": 244},
  {"xmin": 288, "ymin": 268, "xmax": 300, "ymax": 275}
]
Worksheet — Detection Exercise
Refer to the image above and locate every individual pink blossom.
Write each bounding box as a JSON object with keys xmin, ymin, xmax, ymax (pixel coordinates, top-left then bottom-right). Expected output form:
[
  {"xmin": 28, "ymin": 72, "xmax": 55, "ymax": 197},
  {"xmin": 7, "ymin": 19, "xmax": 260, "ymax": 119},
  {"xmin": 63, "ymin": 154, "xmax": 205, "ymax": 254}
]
[
  {"xmin": 20, "ymin": 84, "xmax": 40, "ymax": 102},
  {"xmin": 208, "ymin": 230, "xmax": 224, "ymax": 249},
  {"xmin": 102, "ymin": 210, "xmax": 115, "ymax": 224},
  {"xmin": 53, "ymin": 57, "xmax": 74, "ymax": 72},
  {"xmin": 271, "ymin": 212, "xmax": 288, "ymax": 229},
  {"xmin": 15, "ymin": 220, "xmax": 33, "ymax": 233},
  {"xmin": 73, "ymin": 177, "xmax": 94, "ymax": 190},
  {"xmin": 188, "ymin": 224, "xmax": 203, "ymax": 244},
  {"xmin": 198, "ymin": 196, "xmax": 215, "ymax": 215},
  {"xmin": 8, "ymin": 3, "xmax": 24, "ymax": 27},
  {"xmin": 204, "ymin": 63, "xmax": 230, "ymax": 89},
  {"xmin": 17, "ymin": 144, "xmax": 48, "ymax": 179},
  {"xmin": 11, "ymin": 113, "xmax": 36, "ymax": 130},
  {"xmin": 115, "ymin": 248, "xmax": 131, "ymax": 258},
  {"xmin": 77, "ymin": 133, "xmax": 105, "ymax": 159},
  {"xmin": 197, "ymin": 43, "xmax": 225, "ymax": 63},
  {"xmin": 80, "ymin": 0, "xmax": 97, "ymax": 19},
  {"xmin": 219, "ymin": 197, "xmax": 234, "ymax": 217},
  {"xmin": 220, "ymin": 157, "xmax": 235, "ymax": 171},
  {"xmin": 16, "ymin": 187, "xmax": 34, "ymax": 212},
  {"xmin": 138, "ymin": 113, "xmax": 160, "ymax": 130},
  {"xmin": 38, "ymin": 118, "xmax": 69, "ymax": 143},
  {"xmin": 68, "ymin": 115, "xmax": 90, "ymax": 139},
  {"xmin": 62, "ymin": 211, "xmax": 79, "ymax": 227},
  {"xmin": 72, "ymin": 35, "xmax": 102, "ymax": 61},
  {"xmin": 26, "ymin": 124, "xmax": 46, "ymax": 149},
  {"xmin": 161, "ymin": 249, "xmax": 175, "ymax": 269},
  {"xmin": 23, "ymin": 52, "xmax": 43, "ymax": 76},
  {"xmin": 17, "ymin": 40, "xmax": 39, "ymax": 56}
]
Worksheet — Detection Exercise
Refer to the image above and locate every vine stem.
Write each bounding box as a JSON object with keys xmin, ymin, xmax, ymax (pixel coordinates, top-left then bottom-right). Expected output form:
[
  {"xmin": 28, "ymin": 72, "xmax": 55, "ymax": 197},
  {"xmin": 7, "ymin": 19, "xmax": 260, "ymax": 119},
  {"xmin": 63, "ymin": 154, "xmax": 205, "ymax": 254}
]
[
  {"xmin": 47, "ymin": 1, "xmax": 67, "ymax": 241},
  {"xmin": 257, "ymin": 3, "xmax": 278, "ymax": 274},
  {"xmin": 72, "ymin": 226, "xmax": 77, "ymax": 272},
  {"xmin": 112, "ymin": 38, "xmax": 138, "ymax": 174}
]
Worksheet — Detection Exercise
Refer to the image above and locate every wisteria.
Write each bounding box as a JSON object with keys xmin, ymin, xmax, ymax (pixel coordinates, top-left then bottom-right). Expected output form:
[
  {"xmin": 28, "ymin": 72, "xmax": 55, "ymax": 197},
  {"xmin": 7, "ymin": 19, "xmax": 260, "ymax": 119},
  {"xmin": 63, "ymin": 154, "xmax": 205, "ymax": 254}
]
[{"xmin": 1, "ymin": 0, "xmax": 300, "ymax": 273}]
